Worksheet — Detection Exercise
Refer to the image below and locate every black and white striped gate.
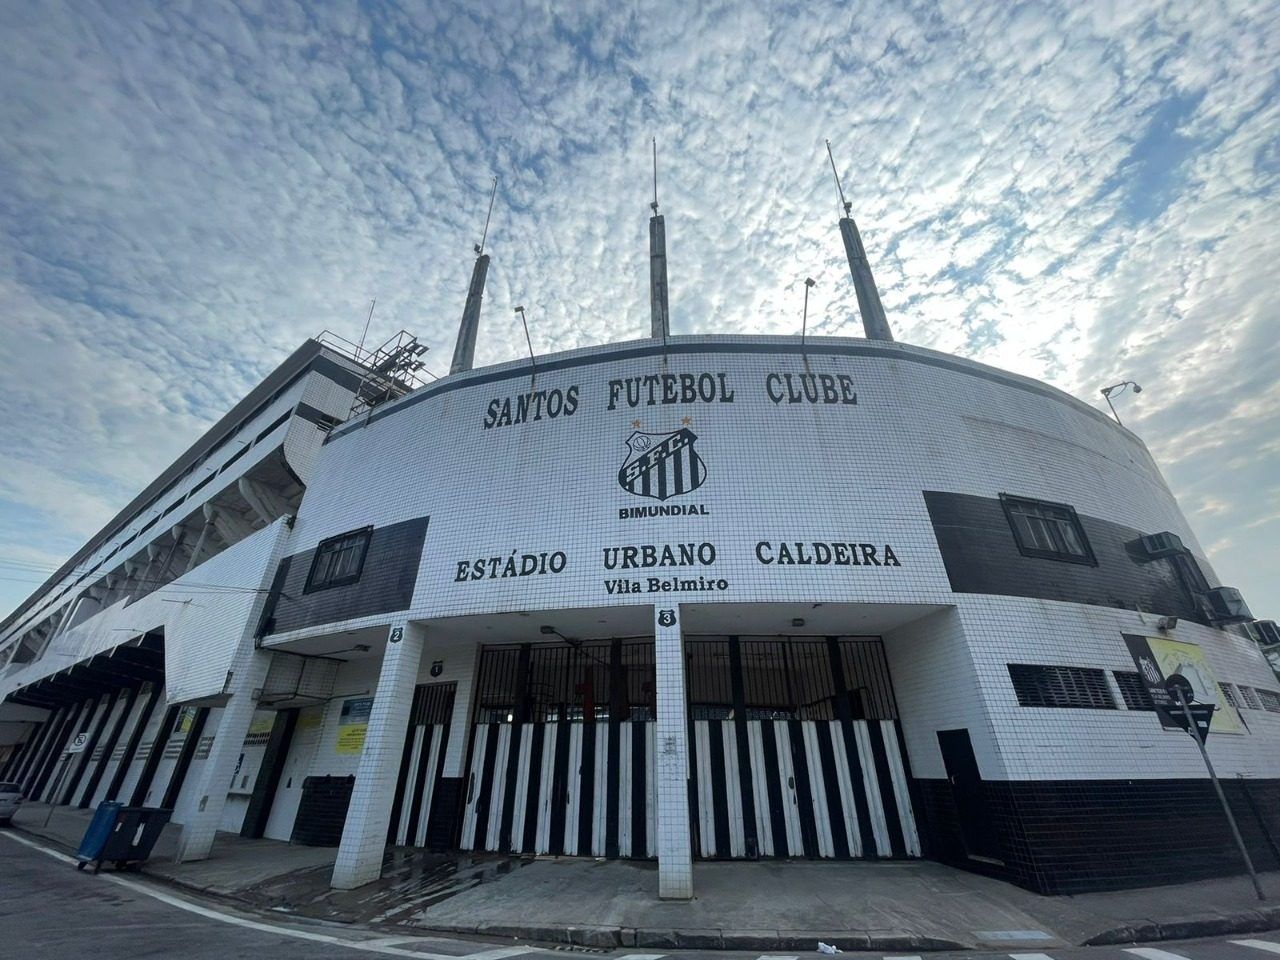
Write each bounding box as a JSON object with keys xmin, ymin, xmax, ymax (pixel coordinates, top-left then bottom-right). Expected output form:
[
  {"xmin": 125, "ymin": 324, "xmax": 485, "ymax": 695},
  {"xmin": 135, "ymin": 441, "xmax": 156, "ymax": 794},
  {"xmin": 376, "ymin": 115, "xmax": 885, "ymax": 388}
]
[
  {"xmin": 459, "ymin": 720, "xmax": 656, "ymax": 857},
  {"xmin": 388, "ymin": 683, "xmax": 454, "ymax": 847},
  {"xmin": 690, "ymin": 717, "xmax": 919, "ymax": 858}
]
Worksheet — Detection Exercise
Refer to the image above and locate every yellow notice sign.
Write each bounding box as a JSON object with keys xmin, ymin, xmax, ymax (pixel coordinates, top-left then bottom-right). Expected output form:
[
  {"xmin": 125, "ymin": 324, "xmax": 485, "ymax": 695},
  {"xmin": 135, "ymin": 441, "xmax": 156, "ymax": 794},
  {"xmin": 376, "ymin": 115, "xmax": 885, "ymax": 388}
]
[
  {"xmin": 1146, "ymin": 636, "xmax": 1244, "ymax": 735},
  {"xmin": 336, "ymin": 697, "xmax": 374, "ymax": 754}
]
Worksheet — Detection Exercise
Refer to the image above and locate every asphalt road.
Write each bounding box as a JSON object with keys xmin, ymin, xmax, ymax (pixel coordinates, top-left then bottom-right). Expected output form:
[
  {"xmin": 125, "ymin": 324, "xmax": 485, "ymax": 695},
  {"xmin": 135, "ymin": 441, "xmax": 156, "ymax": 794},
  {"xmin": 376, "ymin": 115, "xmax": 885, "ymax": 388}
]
[{"xmin": 3, "ymin": 827, "xmax": 1279, "ymax": 960}]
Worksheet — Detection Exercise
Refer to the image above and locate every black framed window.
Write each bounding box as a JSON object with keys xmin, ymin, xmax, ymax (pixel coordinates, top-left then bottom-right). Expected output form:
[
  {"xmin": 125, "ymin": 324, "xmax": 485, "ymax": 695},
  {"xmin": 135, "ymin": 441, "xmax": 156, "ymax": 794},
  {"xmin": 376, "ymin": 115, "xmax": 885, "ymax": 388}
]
[
  {"xmin": 1256, "ymin": 689, "xmax": 1280, "ymax": 714},
  {"xmin": 1000, "ymin": 494, "xmax": 1096, "ymax": 565},
  {"xmin": 304, "ymin": 527, "xmax": 372, "ymax": 593},
  {"xmin": 1114, "ymin": 670, "xmax": 1155, "ymax": 710},
  {"xmin": 1008, "ymin": 663, "xmax": 1116, "ymax": 709}
]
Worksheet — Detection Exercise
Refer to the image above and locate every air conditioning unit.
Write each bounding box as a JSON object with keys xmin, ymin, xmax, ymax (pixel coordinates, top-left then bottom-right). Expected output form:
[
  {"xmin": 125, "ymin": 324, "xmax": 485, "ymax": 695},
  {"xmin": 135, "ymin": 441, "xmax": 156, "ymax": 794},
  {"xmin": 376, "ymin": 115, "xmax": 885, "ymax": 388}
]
[
  {"xmin": 1139, "ymin": 531, "xmax": 1185, "ymax": 559},
  {"xmin": 1253, "ymin": 620, "xmax": 1280, "ymax": 647},
  {"xmin": 1206, "ymin": 586, "xmax": 1252, "ymax": 623}
]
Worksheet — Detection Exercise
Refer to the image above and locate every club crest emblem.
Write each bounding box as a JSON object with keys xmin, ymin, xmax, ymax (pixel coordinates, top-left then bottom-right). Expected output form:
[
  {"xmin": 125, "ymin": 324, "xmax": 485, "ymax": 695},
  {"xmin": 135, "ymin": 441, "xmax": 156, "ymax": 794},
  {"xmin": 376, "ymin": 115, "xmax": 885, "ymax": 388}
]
[{"xmin": 618, "ymin": 428, "xmax": 707, "ymax": 500}]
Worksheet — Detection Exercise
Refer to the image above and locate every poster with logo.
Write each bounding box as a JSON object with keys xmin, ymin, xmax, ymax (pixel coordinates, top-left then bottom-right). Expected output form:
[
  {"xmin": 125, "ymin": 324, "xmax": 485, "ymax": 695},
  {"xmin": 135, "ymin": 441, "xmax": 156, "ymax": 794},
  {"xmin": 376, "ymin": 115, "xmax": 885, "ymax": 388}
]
[
  {"xmin": 1123, "ymin": 634, "xmax": 1243, "ymax": 735},
  {"xmin": 336, "ymin": 697, "xmax": 374, "ymax": 754}
]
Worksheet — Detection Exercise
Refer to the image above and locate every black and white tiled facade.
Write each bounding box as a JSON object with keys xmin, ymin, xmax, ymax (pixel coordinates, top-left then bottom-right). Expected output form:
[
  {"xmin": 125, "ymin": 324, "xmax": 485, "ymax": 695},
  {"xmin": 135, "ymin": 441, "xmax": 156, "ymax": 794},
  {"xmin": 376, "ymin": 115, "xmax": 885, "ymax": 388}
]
[{"xmin": 3, "ymin": 334, "xmax": 1276, "ymax": 898}]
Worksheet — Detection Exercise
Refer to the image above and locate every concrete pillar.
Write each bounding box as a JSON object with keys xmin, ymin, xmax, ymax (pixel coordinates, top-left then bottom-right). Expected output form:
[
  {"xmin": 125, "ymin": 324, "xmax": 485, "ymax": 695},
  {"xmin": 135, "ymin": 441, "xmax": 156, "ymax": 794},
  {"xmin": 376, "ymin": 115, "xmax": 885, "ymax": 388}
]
[
  {"xmin": 331, "ymin": 622, "xmax": 424, "ymax": 890},
  {"xmin": 174, "ymin": 649, "xmax": 275, "ymax": 862},
  {"xmin": 653, "ymin": 603, "xmax": 693, "ymax": 899},
  {"xmin": 441, "ymin": 642, "xmax": 479, "ymax": 777}
]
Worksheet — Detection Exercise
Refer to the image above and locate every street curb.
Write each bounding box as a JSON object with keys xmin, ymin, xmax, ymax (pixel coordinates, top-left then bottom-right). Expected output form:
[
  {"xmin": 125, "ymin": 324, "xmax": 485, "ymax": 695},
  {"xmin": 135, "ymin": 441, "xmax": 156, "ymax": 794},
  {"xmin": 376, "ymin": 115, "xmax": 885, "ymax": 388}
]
[
  {"xmin": 10, "ymin": 823, "xmax": 971, "ymax": 951},
  {"xmin": 430, "ymin": 921, "xmax": 969, "ymax": 951},
  {"xmin": 1084, "ymin": 907, "xmax": 1280, "ymax": 946}
]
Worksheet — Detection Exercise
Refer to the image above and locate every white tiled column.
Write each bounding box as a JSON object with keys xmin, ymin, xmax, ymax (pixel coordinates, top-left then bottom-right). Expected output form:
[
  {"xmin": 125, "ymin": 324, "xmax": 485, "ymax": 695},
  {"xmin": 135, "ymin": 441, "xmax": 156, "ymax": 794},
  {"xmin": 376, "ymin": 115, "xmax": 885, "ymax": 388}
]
[
  {"xmin": 175, "ymin": 648, "xmax": 274, "ymax": 862},
  {"xmin": 331, "ymin": 621, "xmax": 423, "ymax": 890},
  {"xmin": 653, "ymin": 603, "xmax": 693, "ymax": 899}
]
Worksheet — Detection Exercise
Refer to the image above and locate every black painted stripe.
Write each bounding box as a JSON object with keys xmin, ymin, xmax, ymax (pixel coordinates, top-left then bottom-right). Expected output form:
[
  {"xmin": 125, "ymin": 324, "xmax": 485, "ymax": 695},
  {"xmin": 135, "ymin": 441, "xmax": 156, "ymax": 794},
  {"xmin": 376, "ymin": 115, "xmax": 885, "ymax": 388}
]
[
  {"xmin": 759, "ymin": 721, "xmax": 789, "ymax": 857},
  {"xmin": 707, "ymin": 720, "xmax": 731, "ymax": 857},
  {"xmin": 577, "ymin": 721, "xmax": 597, "ymax": 855},
  {"xmin": 387, "ymin": 718, "xmax": 419, "ymax": 844},
  {"xmin": 498, "ymin": 723, "xmax": 524, "ymax": 852},
  {"xmin": 0, "ymin": 727, "xmax": 28, "ymax": 780},
  {"xmin": 840, "ymin": 721, "xmax": 879, "ymax": 857},
  {"xmin": 33, "ymin": 701, "xmax": 84, "ymax": 800},
  {"xmin": 605, "ymin": 717, "xmax": 621, "ymax": 858},
  {"xmin": 786, "ymin": 719, "xmax": 819, "ymax": 859},
  {"xmin": 471, "ymin": 726, "xmax": 501, "ymax": 850},
  {"xmin": 630, "ymin": 721, "xmax": 646, "ymax": 857},
  {"xmin": 866, "ymin": 720, "xmax": 907, "ymax": 857},
  {"xmin": 893, "ymin": 720, "xmax": 921, "ymax": 854},
  {"xmin": 160, "ymin": 707, "xmax": 209, "ymax": 811},
  {"xmin": 405, "ymin": 726, "xmax": 436, "ymax": 845},
  {"xmin": 27, "ymin": 703, "xmax": 73, "ymax": 798},
  {"xmin": 814, "ymin": 722, "xmax": 850, "ymax": 858},
  {"xmin": 548, "ymin": 722, "xmax": 572, "ymax": 855},
  {"xmin": 64, "ymin": 692, "xmax": 117, "ymax": 804},
  {"xmin": 14, "ymin": 711, "xmax": 57, "ymax": 787},
  {"xmin": 104, "ymin": 685, "xmax": 160, "ymax": 803},
  {"xmin": 686, "ymin": 719, "xmax": 702, "ymax": 856},
  {"xmin": 521, "ymin": 724, "xmax": 545, "ymax": 853},
  {"xmin": 78, "ymin": 686, "xmax": 139, "ymax": 808}
]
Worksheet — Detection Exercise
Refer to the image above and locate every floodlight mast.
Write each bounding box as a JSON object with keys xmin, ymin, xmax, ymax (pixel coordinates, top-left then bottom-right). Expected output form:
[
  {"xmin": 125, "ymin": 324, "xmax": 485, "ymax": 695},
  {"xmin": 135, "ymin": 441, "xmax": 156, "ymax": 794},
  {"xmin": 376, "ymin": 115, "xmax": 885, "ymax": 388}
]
[
  {"xmin": 450, "ymin": 177, "xmax": 499, "ymax": 375},
  {"xmin": 649, "ymin": 137, "xmax": 671, "ymax": 344},
  {"xmin": 826, "ymin": 140, "xmax": 893, "ymax": 342}
]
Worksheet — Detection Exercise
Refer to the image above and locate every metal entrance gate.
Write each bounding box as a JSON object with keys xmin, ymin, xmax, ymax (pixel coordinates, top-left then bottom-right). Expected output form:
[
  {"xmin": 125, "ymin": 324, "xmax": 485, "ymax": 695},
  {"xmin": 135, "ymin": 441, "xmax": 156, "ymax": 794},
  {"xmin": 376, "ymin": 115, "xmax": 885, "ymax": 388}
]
[
  {"xmin": 690, "ymin": 717, "xmax": 918, "ymax": 858},
  {"xmin": 685, "ymin": 637, "xmax": 919, "ymax": 859},
  {"xmin": 388, "ymin": 682, "xmax": 454, "ymax": 847},
  {"xmin": 460, "ymin": 640, "xmax": 656, "ymax": 857},
  {"xmin": 460, "ymin": 719, "xmax": 655, "ymax": 856},
  {"xmin": 460, "ymin": 635, "xmax": 918, "ymax": 861}
]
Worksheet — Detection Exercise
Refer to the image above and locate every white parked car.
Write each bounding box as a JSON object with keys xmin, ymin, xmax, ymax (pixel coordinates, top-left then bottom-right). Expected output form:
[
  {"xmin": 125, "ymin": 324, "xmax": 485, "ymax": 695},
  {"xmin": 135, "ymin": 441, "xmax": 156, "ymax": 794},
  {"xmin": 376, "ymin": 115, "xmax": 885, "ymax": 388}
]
[{"xmin": 0, "ymin": 781, "xmax": 23, "ymax": 825}]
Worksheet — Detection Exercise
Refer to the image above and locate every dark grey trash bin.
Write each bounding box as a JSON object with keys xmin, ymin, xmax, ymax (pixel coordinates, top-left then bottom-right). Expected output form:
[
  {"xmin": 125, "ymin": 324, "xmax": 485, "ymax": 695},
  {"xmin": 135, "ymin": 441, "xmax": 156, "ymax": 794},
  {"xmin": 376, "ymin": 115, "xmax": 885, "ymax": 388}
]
[{"xmin": 93, "ymin": 806, "xmax": 171, "ymax": 872}]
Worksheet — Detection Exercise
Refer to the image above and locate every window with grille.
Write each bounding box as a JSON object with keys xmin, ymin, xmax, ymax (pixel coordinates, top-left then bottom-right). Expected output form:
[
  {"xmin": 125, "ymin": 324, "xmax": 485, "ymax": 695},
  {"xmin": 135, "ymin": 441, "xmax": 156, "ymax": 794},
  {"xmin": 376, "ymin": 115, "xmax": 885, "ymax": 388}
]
[
  {"xmin": 1008, "ymin": 664, "xmax": 1116, "ymax": 709},
  {"xmin": 304, "ymin": 527, "xmax": 372, "ymax": 593},
  {"xmin": 1113, "ymin": 671, "xmax": 1155, "ymax": 710},
  {"xmin": 1256, "ymin": 689, "xmax": 1280, "ymax": 714},
  {"xmin": 1239, "ymin": 685, "xmax": 1263, "ymax": 710},
  {"xmin": 1000, "ymin": 494, "xmax": 1096, "ymax": 565},
  {"xmin": 1219, "ymin": 683, "xmax": 1239, "ymax": 708}
]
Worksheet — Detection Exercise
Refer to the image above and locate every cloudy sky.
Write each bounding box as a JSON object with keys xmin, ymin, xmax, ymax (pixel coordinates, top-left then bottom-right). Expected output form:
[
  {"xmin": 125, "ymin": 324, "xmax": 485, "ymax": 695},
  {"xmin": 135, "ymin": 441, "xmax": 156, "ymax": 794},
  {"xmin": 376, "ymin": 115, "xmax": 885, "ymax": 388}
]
[{"xmin": 0, "ymin": 0, "xmax": 1276, "ymax": 621}]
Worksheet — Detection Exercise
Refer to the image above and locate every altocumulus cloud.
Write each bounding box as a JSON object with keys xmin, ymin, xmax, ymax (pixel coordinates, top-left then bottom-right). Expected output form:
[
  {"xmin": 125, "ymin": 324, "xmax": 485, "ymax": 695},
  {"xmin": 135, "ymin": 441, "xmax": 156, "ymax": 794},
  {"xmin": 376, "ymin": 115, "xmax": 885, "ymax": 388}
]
[{"xmin": 0, "ymin": 0, "xmax": 1276, "ymax": 617}]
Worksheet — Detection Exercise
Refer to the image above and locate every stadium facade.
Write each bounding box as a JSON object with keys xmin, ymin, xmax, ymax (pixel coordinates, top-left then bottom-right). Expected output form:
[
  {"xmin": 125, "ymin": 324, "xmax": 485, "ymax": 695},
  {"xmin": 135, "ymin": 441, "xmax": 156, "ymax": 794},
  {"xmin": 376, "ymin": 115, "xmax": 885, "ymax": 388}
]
[{"xmin": 3, "ymin": 202, "xmax": 1279, "ymax": 899}]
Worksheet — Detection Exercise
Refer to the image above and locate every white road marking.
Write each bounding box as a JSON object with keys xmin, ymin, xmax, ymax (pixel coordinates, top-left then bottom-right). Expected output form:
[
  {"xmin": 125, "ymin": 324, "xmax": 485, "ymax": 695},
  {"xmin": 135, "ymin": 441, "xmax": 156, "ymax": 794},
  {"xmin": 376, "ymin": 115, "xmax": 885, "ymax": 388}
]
[
  {"xmin": 1233, "ymin": 942, "xmax": 1280, "ymax": 955},
  {"xmin": 1124, "ymin": 949, "xmax": 1193, "ymax": 960},
  {"xmin": 615, "ymin": 955, "xmax": 668, "ymax": 960},
  {"xmin": 1009, "ymin": 954, "xmax": 1057, "ymax": 960},
  {"xmin": 883, "ymin": 955, "xmax": 922, "ymax": 960},
  {"xmin": 756, "ymin": 955, "xmax": 798, "ymax": 960},
  {"xmin": 0, "ymin": 830, "xmax": 546, "ymax": 960}
]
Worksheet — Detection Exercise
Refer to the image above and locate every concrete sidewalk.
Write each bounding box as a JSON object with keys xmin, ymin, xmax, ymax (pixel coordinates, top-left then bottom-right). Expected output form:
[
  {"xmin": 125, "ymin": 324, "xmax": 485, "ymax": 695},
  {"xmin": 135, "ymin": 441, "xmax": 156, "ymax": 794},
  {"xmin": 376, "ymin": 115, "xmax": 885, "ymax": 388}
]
[{"xmin": 12, "ymin": 803, "xmax": 1280, "ymax": 951}]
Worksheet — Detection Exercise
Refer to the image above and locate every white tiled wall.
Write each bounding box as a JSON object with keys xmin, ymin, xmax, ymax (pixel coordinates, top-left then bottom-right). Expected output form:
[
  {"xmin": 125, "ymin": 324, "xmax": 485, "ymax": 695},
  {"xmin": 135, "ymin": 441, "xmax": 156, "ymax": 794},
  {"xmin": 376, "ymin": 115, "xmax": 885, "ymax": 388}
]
[{"xmin": 238, "ymin": 338, "xmax": 1280, "ymax": 797}]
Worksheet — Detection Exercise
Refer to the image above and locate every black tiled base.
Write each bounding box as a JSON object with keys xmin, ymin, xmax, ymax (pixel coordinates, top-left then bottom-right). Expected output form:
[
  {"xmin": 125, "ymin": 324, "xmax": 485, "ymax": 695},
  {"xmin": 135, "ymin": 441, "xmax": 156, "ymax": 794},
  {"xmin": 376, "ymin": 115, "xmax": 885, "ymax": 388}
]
[{"xmin": 915, "ymin": 776, "xmax": 1280, "ymax": 894}]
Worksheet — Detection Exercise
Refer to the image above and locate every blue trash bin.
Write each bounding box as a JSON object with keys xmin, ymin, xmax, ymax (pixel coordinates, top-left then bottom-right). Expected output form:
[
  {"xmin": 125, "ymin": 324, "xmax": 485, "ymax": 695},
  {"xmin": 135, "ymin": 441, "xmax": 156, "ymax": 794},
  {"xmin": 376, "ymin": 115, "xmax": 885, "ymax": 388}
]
[{"xmin": 76, "ymin": 801, "xmax": 122, "ymax": 868}]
